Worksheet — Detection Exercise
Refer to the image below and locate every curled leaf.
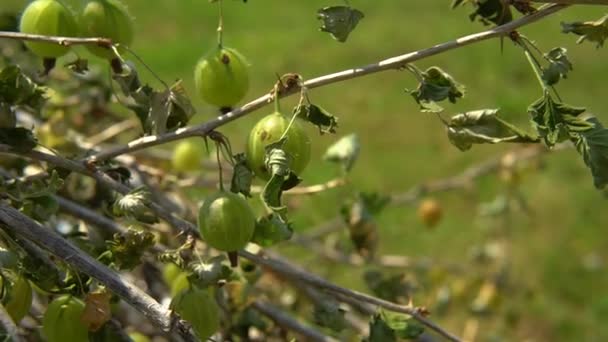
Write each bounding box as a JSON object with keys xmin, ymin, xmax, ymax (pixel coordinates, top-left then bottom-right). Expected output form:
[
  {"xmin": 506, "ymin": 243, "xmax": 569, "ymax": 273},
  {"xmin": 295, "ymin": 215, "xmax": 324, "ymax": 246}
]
[
  {"xmin": 528, "ymin": 92, "xmax": 589, "ymax": 147},
  {"xmin": 81, "ymin": 291, "xmax": 112, "ymax": 332},
  {"xmin": 231, "ymin": 153, "xmax": 254, "ymax": 197},
  {"xmin": 317, "ymin": 6, "xmax": 364, "ymax": 42},
  {"xmin": 408, "ymin": 66, "xmax": 465, "ymax": 113},
  {"xmin": 323, "ymin": 133, "xmax": 360, "ymax": 172},
  {"xmin": 294, "ymin": 104, "xmax": 338, "ymax": 134},
  {"xmin": 561, "ymin": 14, "xmax": 608, "ymax": 48},
  {"xmin": 106, "ymin": 227, "xmax": 156, "ymax": 270},
  {"xmin": 571, "ymin": 117, "xmax": 608, "ymax": 190},
  {"xmin": 542, "ymin": 47, "xmax": 572, "ymax": 86},
  {"xmin": 446, "ymin": 109, "xmax": 539, "ymax": 151},
  {"xmin": 251, "ymin": 214, "xmax": 293, "ymax": 247}
]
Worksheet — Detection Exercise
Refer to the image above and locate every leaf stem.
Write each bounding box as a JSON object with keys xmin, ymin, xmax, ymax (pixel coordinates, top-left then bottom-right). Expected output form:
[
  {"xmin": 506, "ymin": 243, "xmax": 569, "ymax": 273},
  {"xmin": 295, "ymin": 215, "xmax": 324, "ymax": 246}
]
[{"xmin": 217, "ymin": 0, "xmax": 224, "ymax": 49}]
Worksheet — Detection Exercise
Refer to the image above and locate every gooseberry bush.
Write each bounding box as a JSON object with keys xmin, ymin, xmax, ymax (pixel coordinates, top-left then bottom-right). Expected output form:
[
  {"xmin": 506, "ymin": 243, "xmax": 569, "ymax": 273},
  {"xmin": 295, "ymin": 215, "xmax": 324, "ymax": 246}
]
[{"xmin": 0, "ymin": 0, "xmax": 607, "ymax": 341}]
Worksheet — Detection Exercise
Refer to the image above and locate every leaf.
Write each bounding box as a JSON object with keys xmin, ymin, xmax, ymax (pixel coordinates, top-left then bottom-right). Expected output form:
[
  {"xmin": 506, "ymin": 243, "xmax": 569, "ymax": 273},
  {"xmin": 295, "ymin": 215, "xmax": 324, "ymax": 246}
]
[
  {"xmin": 340, "ymin": 193, "xmax": 388, "ymax": 258},
  {"xmin": 459, "ymin": 0, "xmax": 513, "ymax": 26},
  {"xmin": 294, "ymin": 104, "xmax": 338, "ymax": 134},
  {"xmin": 231, "ymin": 153, "xmax": 254, "ymax": 197},
  {"xmin": 313, "ymin": 297, "xmax": 348, "ymax": 332},
  {"xmin": 323, "ymin": 133, "xmax": 360, "ymax": 172},
  {"xmin": 571, "ymin": 117, "xmax": 608, "ymax": 190},
  {"xmin": 378, "ymin": 310, "xmax": 425, "ymax": 339},
  {"xmin": 260, "ymin": 139, "xmax": 302, "ymax": 220},
  {"xmin": 112, "ymin": 65, "xmax": 193, "ymax": 135},
  {"xmin": 363, "ymin": 271, "xmax": 413, "ymax": 303},
  {"xmin": 0, "ymin": 65, "xmax": 46, "ymax": 110},
  {"xmin": 366, "ymin": 312, "xmax": 396, "ymax": 342},
  {"xmin": 106, "ymin": 227, "xmax": 156, "ymax": 270},
  {"xmin": 561, "ymin": 14, "xmax": 608, "ymax": 48},
  {"xmin": 528, "ymin": 92, "xmax": 589, "ymax": 147},
  {"xmin": 542, "ymin": 47, "xmax": 573, "ymax": 86},
  {"xmin": 446, "ymin": 109, "xmax": 539, "ymax": 151},
  {"xmin": 81, "ymin": 291, "xmax": 112, "ymax": 332},
  {"xmin": 165, "ymin": 80, "xmax": 196, "ymax": 131},
  {"xmin": 251, "ymin": 214, "xmax": 293, "ymax": 247},
  {"xmin": 408, "ymin": 66, "xmax": 465, "ymax": 113},
  {"xmin": 0, "ymin": 127, "xmax": 37, "ymax": 153},
  {"xmin": 317, "ymin": 6, "xmax": 364, "ymax": 43}
]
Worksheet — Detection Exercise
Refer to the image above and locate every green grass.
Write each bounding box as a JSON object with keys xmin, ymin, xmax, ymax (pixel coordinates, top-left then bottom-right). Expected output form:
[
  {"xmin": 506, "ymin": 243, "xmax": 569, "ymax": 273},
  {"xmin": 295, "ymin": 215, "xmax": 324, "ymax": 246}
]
[{"xmin": 4, "ymin": 1, "xmax": 608, "ymax": 340}]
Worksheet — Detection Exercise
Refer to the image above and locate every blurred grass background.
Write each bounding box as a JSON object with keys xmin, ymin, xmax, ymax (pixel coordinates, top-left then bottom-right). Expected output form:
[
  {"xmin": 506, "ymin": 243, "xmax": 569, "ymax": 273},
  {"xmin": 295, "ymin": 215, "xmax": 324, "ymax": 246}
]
[{"xmin": 3, "ymin": 1, "xmax": 608, "ymax": 341}]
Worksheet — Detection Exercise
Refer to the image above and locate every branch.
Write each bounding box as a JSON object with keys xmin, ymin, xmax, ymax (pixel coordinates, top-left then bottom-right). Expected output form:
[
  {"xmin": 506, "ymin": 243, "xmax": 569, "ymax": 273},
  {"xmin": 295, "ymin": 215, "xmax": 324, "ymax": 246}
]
[
  {"xmin": 85, "ymin": 4, "xmax": 567, "ymax": 163},
  {"xmin": 251, "ymin": 300, "xmax": 338, "ymax": 342},
  {"xmin": 0, "ymin": 303, "xmax": 23, "ymax": 342},
  {"xmin": 0, "ymin": 31, "xmax": 113, "ymax": 48},
  {"xmin": 0, "ymin": 147, "xmax": 460, "ymax": 341},
  {"xmin": 241, "ymin": 250, "xmax": 462, "ymax": 342},
  {"xmin": 520, "ymin": 0, "xmax": 608, "ymax": 4},
  {"xmin": 0, "ymin": 204, "xmax": 198, "ymax": 342}
]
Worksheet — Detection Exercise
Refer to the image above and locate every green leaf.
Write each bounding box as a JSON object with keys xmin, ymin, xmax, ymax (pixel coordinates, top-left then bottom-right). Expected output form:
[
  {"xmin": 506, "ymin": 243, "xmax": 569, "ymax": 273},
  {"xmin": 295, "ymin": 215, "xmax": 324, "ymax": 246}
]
[
  {"xmin": 231, "ymin": 153, "xmax": 254, "ymax": 197},
  {"xmin": 461, "ymin": 0, "xmax": 513, "ymax": 26},
  {"xmin": 561, "ymin": 14, "xmax": 608, "ymax": 48},
  {"xmin": 363, "ymin": 271, "xmax": 412, "ymax": 303},
  {"xmin": 106, "ymin": 228, "xmax": 156, "ymax": 270},
  {"xmin": 542, "ymin": 47, "xmax": 573, "ymax": 86},
  {"xmin": 0, "ymin": 65, "xmax": 46, "ymax": 110},
  {"xmin": 317, "ymin": 6, "xmax": 364, "ymax": 43},
  {"xmin": 571, "ymin": 117, "xmax": 608, "ymax": 190},
  {"xmin": 251, "ymin": 214, "xmax": 293, "ymax": 247},
  {"xmin": 0, "ymin": 127, "xmax": 38, "ymax": 153},
  {"xmin": 378, "ymin": 310, "xmax": 425, "ymax": 339},
  {"xmin": 366, "ymin": 312, "xmax": 396, "ymax": 342},
  {"xmin": 528, "ymin": 92, "xmax": 588, "ymax": 147},
  {"xmin": 408, "ymin": 66, "xmax": 465, "ymax": 113},
  {"xmin": 112, "ymin": 65, "xmax": 194, "ymax": 135},
  {"xmin": 323, "ymin": 133, "xmax": 360, "ymax": 172},
  {"xmin": 446, "ymin": 109, "xmax": 539, "ymax": 151},
  {"xmin": 294, "ymin": 104, "xmax": 338, "ymax": 134},
  {"xmin": 260, "ymin": 139, "xmax": 302, "ymax": 220},
  {"xmin": 313, "ymin": 297, "xmax": 348, "ymax": 333}
]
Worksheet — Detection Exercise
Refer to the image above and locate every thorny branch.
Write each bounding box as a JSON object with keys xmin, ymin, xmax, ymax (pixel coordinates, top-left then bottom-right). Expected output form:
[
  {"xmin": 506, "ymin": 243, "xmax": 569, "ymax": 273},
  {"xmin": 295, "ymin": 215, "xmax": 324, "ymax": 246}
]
[
  {"xmin": 0, "ymin": 3, "xmax": 584, "ymax": 340},
  {"xmin": 251, "ymin": 300, "xmax": 338, "ymax": 342},
  {"xmin": 83, "ymin": 4, "xmax": 567, "ymax": 163},
  {"xmin": 0, "ymin": 204, "xmax": 198, "ymax": 341}
]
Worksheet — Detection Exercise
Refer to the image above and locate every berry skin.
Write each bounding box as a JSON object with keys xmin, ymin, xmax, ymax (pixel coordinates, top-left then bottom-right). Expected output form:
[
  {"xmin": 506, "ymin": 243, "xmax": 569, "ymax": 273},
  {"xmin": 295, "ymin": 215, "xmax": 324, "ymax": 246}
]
[
  {"xmin": 246, "ymin": 111, "xmax": 311, "ymax": 180},
  {"xmin": 42, "ymin": 295, "xmax": 88, "ymax": 342},
  {"xmin": 80, "ymin": 0, "xmax": 134, "ymax": 59},
  {"xmin": 19, "ymin": 0, "xmax": 78, "ymax": 58},
  {"xmin": 417, "ymin": 198, "xmax": 443, "ymax": 228},
  {"xmin": 171, "ymin": 287, "xmax": 220, "ymax": 341},
  {"xmin": 198, "ymin": 191, "xmax": 255, "ymax": 252},
  {"xmin": 0, "ymin": 273, "xmax": 32, "ymax": 323},
  {"xmin": 194, "ymin": 47, "xmax": 250, "ymax": 108},
  {"xmin": 171, "ymin": 140, "xmax": 206, "ymax": 172}
]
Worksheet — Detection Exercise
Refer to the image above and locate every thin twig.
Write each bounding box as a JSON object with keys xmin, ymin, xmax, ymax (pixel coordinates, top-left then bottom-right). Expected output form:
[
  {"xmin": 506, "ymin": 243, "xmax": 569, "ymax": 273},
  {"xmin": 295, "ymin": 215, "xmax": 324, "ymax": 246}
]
[
  {"xmin": 0, "ymin": 31, "xmax": 114, "ymax": 48},
  {"xmin": 87, "ymin": 119, "xmax": 140, "ymax": 146},
  {"xmin": 242, "ymin": 250, "xmax": 462, "ymax": 342},
  {"xmin": 0, "ymin": 204, "xmax": 198, "ymax": 341},
  {"xmin": 85, "ymin": 4, "xmax": 567, "ymax": 163},
  {"xmin": 251, "ymin": 300, "xmax": 338, "ymax": 342}
]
